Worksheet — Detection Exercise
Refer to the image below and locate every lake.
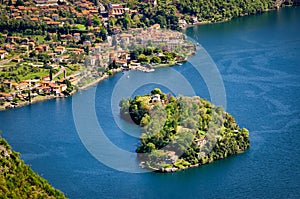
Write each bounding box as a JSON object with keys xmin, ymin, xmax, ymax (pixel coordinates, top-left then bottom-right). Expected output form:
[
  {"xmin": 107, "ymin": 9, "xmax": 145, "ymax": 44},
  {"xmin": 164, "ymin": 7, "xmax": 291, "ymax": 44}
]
[{"xmin": 0, "ymin": 7, "xmax": 299, "ymax": 198}]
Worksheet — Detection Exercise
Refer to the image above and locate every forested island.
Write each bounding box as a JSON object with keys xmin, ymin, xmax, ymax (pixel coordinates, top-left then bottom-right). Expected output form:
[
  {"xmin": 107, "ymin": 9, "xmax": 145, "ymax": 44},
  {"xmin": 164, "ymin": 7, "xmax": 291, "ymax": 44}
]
[
  {"xmin": 120, "ymin": 89, "xmax": 250, "ymax": 172},
  {"xmin": 0, "ymin": 136, "xmax": 66, "ymax": 198}
]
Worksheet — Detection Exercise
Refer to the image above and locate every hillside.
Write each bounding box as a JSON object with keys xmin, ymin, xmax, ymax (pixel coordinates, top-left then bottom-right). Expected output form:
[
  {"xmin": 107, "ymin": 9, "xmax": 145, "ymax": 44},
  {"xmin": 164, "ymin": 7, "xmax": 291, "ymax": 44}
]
[
  {"xmin": 0, "ymin": 0, "xmax": 293, "ymax": 34},
  {"xmin": 120, "ymin": 89, "xmax": 250, "ymax": 172},
  {"xmin": 0, "ymin": 136, "xmax": 66, "ymax": 198}
]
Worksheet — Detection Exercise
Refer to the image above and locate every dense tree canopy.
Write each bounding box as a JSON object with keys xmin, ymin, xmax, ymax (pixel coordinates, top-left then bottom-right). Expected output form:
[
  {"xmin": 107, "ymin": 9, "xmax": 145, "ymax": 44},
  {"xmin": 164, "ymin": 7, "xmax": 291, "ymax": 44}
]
[
  {"xmin": 0, "ymin": 0, "xmax": 284, "ymax": 35},
  {"xmin": 0, "ymin": 137, "xmax": 66, "ymax": 198}
]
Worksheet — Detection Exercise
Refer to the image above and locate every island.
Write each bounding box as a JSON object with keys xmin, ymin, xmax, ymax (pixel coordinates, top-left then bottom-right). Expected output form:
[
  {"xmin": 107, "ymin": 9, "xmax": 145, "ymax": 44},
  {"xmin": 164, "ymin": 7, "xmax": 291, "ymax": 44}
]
[
  {"xmin": 0, "ymin": 136, "xmax": 66, "ymax": 198},
  {"xmin": 120, "ymin": 88, "xmax": 250, "ymax": 172}
]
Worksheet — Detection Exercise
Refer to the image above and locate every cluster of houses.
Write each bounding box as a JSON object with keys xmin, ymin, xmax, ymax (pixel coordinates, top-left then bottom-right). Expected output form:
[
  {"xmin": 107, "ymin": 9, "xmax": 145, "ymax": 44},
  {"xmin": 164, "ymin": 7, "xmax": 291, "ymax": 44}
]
[
  {"xmin": 0, "ymin": 33, "xmax": 87, "ymax": 64},
  {"xmin": 3, "ymin": 0, "xmax": 158, "ymax": 28},
  {"xmin": 0, "ymin": 0, "xmax": 195, "ymax": 109},
  {"xmin": 84, "ymin": 24, "xmax": 195, "ymax": 69},
  {"xmin": 0, "ymin": 78, "xmax": 68, "ymax": 107}
]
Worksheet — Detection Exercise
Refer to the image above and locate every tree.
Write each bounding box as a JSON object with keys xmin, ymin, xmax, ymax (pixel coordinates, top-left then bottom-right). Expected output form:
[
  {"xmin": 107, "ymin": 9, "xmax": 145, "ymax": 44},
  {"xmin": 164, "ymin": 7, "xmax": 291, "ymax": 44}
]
[
  {"xmin": 84, "ymin": 46, "xmax": 90, "ymax": 55},
  {"xmin": 112, "ymin": 35, "xmax": 117, "ymax": 47},
  {"xmin": 109, "ymin": 17, "xmax": 116, "ymax": 27},
  {"xmin": 16, "ymin": 0, "xmax": 24, "ymax": 6},
  {"xmin": 123, "ymin": 13, "xmax": 131, "ymax": 30},
  {"xmin": 151, "ymin": 88, "xmax": 162, "ymax": 95},
  {"xmin": 93, "ymin": 15, "xmax": 101, "ymax": 26},
  {"xmin": 45, "ymin": 33, "xmax": 51, "ymax": 41},
  {"xmin": 85, "ymin": 17, "xmax": 92, "ymax": 29},
  {"xmin": 49, "ymin": 69, "xmax": 53, "ymax": 81},
  {"xmin": 151, "ymin": 56, "xmax": 161, "ymax": 64},
  {"xmin": 99, "ymin": 26, "xmax": 107, "ymax": 41},
  {"xmin": 144, "ymin": 47, "xmax": 153, "ymax": 56},
  {"xmin": 130, "ymin": 50, "xmax": 139, "ymax": 60},
  {"xmin": 138, "ymin": 54, "xmax": 150, "ymax": 64}
]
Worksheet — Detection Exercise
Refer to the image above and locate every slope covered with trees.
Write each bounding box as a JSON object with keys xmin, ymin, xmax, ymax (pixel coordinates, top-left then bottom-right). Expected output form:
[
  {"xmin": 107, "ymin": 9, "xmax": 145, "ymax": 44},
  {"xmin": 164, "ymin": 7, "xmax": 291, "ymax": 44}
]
[
  {"xmin": 0, "ymin": 136, "xmax": 66, "ymax": 198},
  {"xmin": 0, "ymin": 0, "xmax": 292, "ymax": 35},
  {"xmin": 120, "ymin": 89, "xmax": 250, "ymax": 172}
]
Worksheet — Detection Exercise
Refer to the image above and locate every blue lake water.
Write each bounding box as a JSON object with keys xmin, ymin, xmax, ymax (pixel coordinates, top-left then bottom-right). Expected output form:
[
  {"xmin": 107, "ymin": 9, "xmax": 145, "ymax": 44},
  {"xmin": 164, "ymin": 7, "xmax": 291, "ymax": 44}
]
[{"xmin": 1, "ymin": 7, "xmax": 300, "ymax": 198}]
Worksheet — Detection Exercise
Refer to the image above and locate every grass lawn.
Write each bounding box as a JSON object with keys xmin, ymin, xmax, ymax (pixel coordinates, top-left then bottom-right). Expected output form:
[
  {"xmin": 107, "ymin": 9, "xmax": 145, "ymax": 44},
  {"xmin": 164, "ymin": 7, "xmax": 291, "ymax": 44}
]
[
  {"xmin": 34, "ymin": 35, "xmax": 45, "ymax": 44},
  {"xmin": 73, "ymin": 24, "xmax": 86, "ymax": 31},
  {"xmin": 20, "ymin": 71, "xmax": 49, "ymax": 80}
]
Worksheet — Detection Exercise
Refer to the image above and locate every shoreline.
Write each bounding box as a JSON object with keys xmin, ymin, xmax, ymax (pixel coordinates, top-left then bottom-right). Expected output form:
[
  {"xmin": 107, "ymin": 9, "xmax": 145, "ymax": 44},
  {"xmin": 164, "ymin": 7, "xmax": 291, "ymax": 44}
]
[
  {"xmin": 0, "ymin": 51, "xmax": 194, "ymax": 112},
  {"xmin": 1, "ymin": 6, "xmax": 289, "ymax": 112},
  {"xmin": 0, "ymin": 68, "xmax": 123, "ymax": 111},
  {"xmin": 151, "ymin": 150, "xmax": 248, "ymax": 173},
  {"xmin": 180, "ymin": 6, "xmax": 293, "ymax": 30}
]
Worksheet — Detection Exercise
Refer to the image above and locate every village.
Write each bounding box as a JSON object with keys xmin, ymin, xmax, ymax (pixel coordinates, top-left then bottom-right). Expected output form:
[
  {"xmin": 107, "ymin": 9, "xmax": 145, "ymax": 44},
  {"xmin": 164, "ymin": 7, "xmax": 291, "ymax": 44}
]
[{"xmin": 0, "ymin": 0, "xmax": 195, "ymax": 110}]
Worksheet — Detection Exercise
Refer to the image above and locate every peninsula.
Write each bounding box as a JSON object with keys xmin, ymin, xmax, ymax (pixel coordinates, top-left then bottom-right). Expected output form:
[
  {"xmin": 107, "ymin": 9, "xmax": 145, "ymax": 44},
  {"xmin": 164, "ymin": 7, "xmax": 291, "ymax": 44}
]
[{"xmin": 120, "ymin": 89, "xmax": 250, "ymax": 172}]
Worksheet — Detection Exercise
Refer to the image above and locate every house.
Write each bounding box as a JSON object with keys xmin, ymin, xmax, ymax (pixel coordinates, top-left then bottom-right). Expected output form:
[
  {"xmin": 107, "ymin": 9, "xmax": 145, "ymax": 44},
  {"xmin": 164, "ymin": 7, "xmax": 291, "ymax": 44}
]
[
  {"xmin": 43, "ymin": 17, "xmax": 52, "ymax": 22},
  {"xmin": 86, "ymin": 33, "xmax": 95, "ymax": 41},
  {"xmin": 51, "ymin": 84, "xmax": 61, "ymax": 95},
  {"xmin": 145, "ymin": 0, "xmax": 158, "ymax": 7},
  {"xmin": 99, "ymin": 3, "xmax": 106, "ymax": 12},
  {"xmin": 108, "ymin": 3, "xmax": 129, "ymax": 17},
  {"xmin": 54, "ymin": 46, "xmax": 66, "ymax": 55},
  {"xmin": 149, "ymin": 24, "xmax": 160, "ymax": 30},
  {"xmin": 119, "ymin": 33, "xmax": 133, "ymax": 44},
  {"xmin": 179, "ymin": 19, "xmax": 187, "ymax": 28},
  {"xmin": 42, "ymin": 86, "xmax": 52, "ymax": 94},
  {"xmin": 83, "ymin": 40, "xmax": 92, "ymax": 47},
  {"xmin": 195, "ymin": 137, "xmax": 206, "ymax": 147},
  {"xmin": 115, "ymin": 60, "xmax": 127, "ymax": 67},
  {"xmin": 11, "ymin": 57, "xmax": 23, "ymax": 63},
  {"xmin": 17, "ymin": 82, "xmax": 29, "ymax": 90},
  {"xmin": 30, "ymin": 18, "xmax": 39, "ymax": 22},
  {"xmin": 42, "ymin": 76, "xmax": 51, "ymax": 81},
  {"xmin": 28, "ymin": 42, "xmax": 35, "ymax": 50},
  {"xmin": 21, "ymin": 38, "xmax": 29, "ymax": 44},
  {"xmin": 0, "ymin": 50, "xmax": 8, "ymax": 59},
  {"xmin": 65, "ymin": 34, "xmax": 73, "ymax": 40},
  {"xmin": 0, "ymin": 93, "xmax": 13, "ymax": 101},
  {"xmin": 60, "ymin": 84, "xmax": 67, "ymax": 92},
  {"xmin": 41, "ymin": 44, "xmax": 50, "ymax": 52},
  {"xmin": 3, "ymin": 80, "xmax": 12, "ymax": 89},
  {"xmin": 4, "ymin": 44, "xmax": 15, "ymax": 52},
  {"xmin": 35, "ymin": 46, "xmax": 44, "ymax": 54},
  {"xmin": 150, "ymin": 94, "xmax": 161, "ymax": 103},
  {"xmin": 34, "ymin": 0, "xmax": 58, "ymax": 6},
  {"xmin": 46, "ymin": 21, "xmax": 61, "ymax": 27},
  {"xmin": 84, "ymin": 56, "xmax": 97, "ymax": 66},
  {"xmin": 129, "ymin": 61, "xmax": 141, "ymax": 68},
  {"xmin": 7, "ymin": 36, "xmax": 18, "ymax": 43},
  {"xmin": 191, "ymin": 16, "xmax": 198, "ymax": 23},
  {"xmin": 15, "ymin": 16, "xmax": 23, "ymax": 21},
  {"xmin": 19, "ymin": 45, "xmax": 29, "ymax": 52},
  {"xmin": 73, "ymin": 33, "xmax": 81, "ymax": 41}
]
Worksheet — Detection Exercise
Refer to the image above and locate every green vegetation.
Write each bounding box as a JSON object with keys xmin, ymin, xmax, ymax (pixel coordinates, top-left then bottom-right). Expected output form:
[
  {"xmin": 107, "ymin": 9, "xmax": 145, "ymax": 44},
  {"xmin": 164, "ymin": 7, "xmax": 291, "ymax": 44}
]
[
  {"xmin": 0, "ymin": 63, "xmax": 49, "ymax": 84},
  {"xmin": 0, "ymin": 0, "xmax": 290, "ymax": 35},
  {"xmin": 120, "ymin": 89, "xmax": 250, "ymax": 172},
  {"xmin": 109, "ymin": 0, "xmax": 286, "ymax": 30},
  {"xmin": 0, "ymin": 136, "xmax": 66, "ymax": 198}
]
